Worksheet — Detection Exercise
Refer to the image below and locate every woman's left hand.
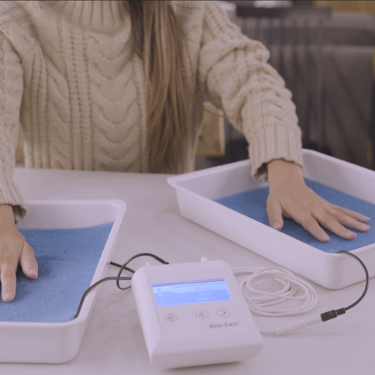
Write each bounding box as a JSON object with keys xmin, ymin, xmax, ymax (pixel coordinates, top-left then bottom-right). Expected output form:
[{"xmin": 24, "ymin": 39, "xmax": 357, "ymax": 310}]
[{"xmin": 266, "ymin": 159, "xmax": 370, "ymax": 242}]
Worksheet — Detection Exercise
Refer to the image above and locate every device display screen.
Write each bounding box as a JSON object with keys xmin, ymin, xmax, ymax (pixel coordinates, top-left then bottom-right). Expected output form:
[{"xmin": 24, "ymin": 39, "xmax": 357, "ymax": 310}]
[{"xmin": 152, "ymin": 278, "xmax": 232, "ymax": 307}]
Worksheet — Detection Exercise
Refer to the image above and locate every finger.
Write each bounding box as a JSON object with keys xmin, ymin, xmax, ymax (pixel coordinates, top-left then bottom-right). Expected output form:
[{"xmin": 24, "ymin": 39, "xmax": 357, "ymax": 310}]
[
  {"xmin": 329, "ymin": 209, "xmax": 370, "ymax": 232},
  {"xmin": 298, "ymin": 215, "xmax": 330, "ymax": 242},
  {"xmin": 266, "ymin": 198, "xmax": 284, "ymax": 231},
  {"xmin": 20, "ymin": 243, "xmax": 38, "ymax": 279},
  {"xmin": 331, "ymin": 205, "xmax": 371, "ymax": 223},
  {"xmin": 0, "ymin": 263, "xmax": 17, "ymax": 302},
  {"xmin": 315, "ymin": 213, "xmax": 356, "ymax": 240}
]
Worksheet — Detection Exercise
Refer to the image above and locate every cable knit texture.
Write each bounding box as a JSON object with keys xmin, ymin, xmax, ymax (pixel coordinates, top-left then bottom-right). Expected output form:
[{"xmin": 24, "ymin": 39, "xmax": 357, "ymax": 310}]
[{"xmin": 0, "ymin": 1, "xmax": 303, "ymax": 221}]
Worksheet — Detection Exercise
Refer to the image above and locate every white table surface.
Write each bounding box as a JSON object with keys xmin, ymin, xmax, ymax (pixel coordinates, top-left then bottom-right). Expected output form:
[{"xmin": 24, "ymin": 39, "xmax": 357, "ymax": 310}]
[{"xmin": 2, "ymin": 167, "xmax": 375, "ymax": 375}]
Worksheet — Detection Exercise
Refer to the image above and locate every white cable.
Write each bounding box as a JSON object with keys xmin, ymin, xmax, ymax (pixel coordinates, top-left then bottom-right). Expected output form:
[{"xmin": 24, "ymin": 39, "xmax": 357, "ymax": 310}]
[{"xmin": 232, "ymin": 266, "xmax": 322, "ymax": 336}]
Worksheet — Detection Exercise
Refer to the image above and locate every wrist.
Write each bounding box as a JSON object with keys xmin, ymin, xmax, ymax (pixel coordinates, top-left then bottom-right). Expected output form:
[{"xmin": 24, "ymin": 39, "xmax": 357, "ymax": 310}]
[
  {"xmin": 0, "ymin": 204, "xmax": 16, "ymax": 227},
  {"xmin": 267, "ymin": 159, "xmax": 304, "ymax": 186}
]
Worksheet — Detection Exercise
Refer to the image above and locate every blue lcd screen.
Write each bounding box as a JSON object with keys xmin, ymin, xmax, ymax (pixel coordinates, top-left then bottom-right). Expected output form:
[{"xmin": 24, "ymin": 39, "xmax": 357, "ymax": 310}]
[{"xmin": 152, "ymin": 278, "xmax": 232, "ymax": 307}]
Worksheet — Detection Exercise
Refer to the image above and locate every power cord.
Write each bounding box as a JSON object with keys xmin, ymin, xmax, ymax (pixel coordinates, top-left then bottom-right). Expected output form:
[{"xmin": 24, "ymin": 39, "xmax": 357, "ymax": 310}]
[
  {"xmin": 233, "ymin": 250, "xmax": 369, "ymax": 336},
  {"xmin": 232, "ymin": 266, "xmax": 318, "ymax": 317}
]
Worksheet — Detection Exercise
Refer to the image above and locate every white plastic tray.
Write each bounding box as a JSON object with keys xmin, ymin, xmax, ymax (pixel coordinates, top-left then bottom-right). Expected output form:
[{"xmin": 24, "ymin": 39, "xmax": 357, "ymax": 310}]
[
  {"xmin": 0, "ymin": 199, "xmax": 126, "ymax": 364},
  {"xmin": 168, "ymin": 150, "xmax": 375, "ymax": 289}
]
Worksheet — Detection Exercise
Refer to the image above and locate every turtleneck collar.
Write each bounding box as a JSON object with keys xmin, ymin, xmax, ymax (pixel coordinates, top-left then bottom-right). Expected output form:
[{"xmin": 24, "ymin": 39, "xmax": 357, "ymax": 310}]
[{"xmin": 33, "ymin": 1, "xmax": 128, "ymax": 32}]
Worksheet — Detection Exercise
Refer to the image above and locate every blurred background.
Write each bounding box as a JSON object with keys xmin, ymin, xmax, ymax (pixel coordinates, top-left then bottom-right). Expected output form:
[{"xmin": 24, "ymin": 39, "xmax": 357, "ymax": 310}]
[{"xmin": 195, "ymin": 0, "xmax": 375, "ymax": 172}]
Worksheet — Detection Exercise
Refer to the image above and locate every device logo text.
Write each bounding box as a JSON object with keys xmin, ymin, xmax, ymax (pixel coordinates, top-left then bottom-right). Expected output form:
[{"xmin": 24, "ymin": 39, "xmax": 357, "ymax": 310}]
[{"xmin": 209, "ymin": 321, "xmax": 240, "ymax": 329}]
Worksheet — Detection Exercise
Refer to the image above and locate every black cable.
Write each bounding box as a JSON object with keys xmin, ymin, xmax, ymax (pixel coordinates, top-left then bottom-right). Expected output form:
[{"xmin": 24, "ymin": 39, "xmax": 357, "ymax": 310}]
[
  {"xmin": 74, "ymin": 276, "xmax": 132, "ymax": 319},
  {"xmin": 320, "ymin": 250, "xmax": 369, "ymax": 322},
  {"xmin": 114, "ymin": 253, "xmax": 169, "ymax": 291},
  {"xmin": 110, "ymin": 261, "xmax": 135, "ymax": 274},
  {"xmin": 74, "ymin": 253, "xmax": 169, "ymax": 319},
  {"xmin": 339, "ymin": 250, "xmax": 369, "ymax": 311}
]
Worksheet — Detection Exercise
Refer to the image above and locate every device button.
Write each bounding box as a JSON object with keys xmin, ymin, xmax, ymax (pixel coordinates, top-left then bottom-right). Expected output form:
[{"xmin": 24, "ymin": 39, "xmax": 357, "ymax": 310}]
[
  {"xmin": 216, "ymin": 308, "xmax": 230, "ymax": 317},
  {"xmin": 195, "ymin": 310, "xmax": 209, "ymax": 319},
  {"xmin": 164, "ymin": 313, "xmax": 178, "ymax": 322}
]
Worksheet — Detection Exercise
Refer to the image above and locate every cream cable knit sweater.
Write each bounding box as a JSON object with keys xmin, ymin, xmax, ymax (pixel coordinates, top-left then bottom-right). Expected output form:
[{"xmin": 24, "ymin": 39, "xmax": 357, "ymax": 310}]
[{"xmin": 0, "ymin": 1, "xmax": 302, "ymax": 221}]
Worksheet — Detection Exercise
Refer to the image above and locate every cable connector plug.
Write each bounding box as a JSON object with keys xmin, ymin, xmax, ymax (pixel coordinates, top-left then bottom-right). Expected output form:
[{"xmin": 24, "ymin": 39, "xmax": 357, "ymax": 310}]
[{"xmin": 320, "ymin": 308, "xmax": 346, "ymax": 322}]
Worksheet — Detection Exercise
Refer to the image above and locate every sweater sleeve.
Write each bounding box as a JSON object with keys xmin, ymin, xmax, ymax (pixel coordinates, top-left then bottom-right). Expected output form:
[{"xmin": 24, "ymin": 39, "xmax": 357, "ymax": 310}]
[
  {"xmin": 198, "ymin": 1, "xmax": 303, "ymax": 180},
  {"xmin": 0, "ymin": 33, "xmax": 27, "ymax": 222}
]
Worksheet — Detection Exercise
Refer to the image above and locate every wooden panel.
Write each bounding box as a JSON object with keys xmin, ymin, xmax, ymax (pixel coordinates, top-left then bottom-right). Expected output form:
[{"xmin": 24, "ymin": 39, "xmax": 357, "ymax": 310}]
[{"xmin": 315, "ymin": 1, "xmax": 375, "ymax": 16}]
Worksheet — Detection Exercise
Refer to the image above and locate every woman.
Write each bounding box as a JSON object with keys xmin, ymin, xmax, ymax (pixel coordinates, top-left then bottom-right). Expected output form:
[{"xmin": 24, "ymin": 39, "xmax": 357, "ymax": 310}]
[{"xmin": 0, "ymin": 1, "xmax": 370, "ymax": 302}]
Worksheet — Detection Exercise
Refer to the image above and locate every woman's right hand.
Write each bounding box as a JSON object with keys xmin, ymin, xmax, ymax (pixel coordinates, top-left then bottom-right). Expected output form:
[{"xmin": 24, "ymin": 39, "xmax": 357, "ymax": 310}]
[{"xmin": 0, "ymin": 204, "xmax": 38, "ymax": 302}]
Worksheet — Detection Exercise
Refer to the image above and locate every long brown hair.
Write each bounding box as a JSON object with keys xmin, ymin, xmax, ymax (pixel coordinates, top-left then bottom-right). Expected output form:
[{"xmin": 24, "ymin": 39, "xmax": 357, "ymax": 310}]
[{"xmin": 128, "ymin": 1, "xmax": 189, "ymax": 173}]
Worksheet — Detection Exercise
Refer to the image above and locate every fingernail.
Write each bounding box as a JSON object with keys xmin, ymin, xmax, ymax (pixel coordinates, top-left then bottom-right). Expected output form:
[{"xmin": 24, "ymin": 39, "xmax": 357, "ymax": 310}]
[
  {"xmin": 321, "ymin": 234, "xmax": 330, "ymax": 242},
  {"xmin": 271, "ymin": 222, "xmax": 281, "ymax": 230},
  {"xmin": 360, "ymin": 224, "xmax": 370, "ymax": 230},
  {"xmin": 346, "ymin": 231, "xmax": 356, "ymax": 239},
  {"xmin": 28, "ymin": 267, "xmax": 38, "ymax": 277},
  {"xmin": 3, "ymin": 292, "xmax": 14, "ymax": 302}
]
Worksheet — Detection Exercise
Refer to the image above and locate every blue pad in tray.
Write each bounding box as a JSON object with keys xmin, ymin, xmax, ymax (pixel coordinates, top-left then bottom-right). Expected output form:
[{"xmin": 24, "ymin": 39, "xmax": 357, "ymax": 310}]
[
  {"xmin": 0, "ymin": 222, "xmax": 113, "ymax": 323},
  {"xmin": 215, "ymin": 180, "xmax": 375, "ymax": 253}
]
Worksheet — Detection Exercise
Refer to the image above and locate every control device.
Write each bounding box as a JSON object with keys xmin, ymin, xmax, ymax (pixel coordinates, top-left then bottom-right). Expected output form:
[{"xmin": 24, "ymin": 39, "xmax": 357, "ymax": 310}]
[{"xmin": 131, "ymin": 258, "xmax": 263, "ymax": 369}]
